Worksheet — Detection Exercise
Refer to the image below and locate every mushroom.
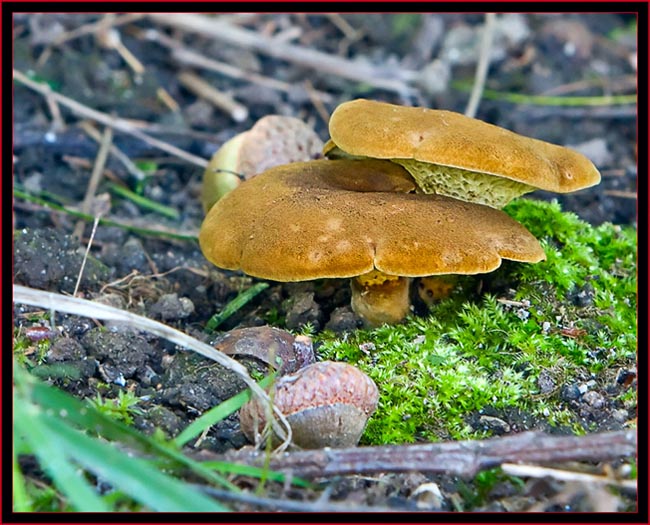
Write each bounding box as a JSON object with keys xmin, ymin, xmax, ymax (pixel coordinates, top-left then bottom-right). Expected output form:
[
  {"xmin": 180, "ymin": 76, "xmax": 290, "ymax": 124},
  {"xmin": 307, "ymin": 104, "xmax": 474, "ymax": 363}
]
[
  {"xmin": 324, "ymin": 99, "xmax": 601, "ymax": 208},
  {"xmin": 239, "ymin": 361, "xmax": 379, "ymax": 448},
  {"xmin": 201, "ymin": 115, "xmax": 324, "ymax": 212},
  {"xmin": 199, "ymin": 158, "xmax": 546, "ymax": 326}
]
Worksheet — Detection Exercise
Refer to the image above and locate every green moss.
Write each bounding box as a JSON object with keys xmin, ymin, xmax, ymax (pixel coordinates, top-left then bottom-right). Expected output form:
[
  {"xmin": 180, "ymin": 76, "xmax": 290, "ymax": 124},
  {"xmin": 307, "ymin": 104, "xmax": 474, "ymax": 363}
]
[{"xmin": 316, "ymin": 199, "xmax": 637, "ymax": 444}]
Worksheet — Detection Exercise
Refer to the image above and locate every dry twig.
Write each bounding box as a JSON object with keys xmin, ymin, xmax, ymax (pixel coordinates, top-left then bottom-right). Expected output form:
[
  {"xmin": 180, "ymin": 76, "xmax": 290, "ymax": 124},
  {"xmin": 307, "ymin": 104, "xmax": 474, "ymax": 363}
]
[
  {"xmin": 79, "ymin": 121, "xmax": 146, "ymax": 181},
  {"xmin": 72, "ymin": 125, "xmax": 113, "ymax": 240},
  {"xmin": 465, "ymin": 13, "xmax": 496, "ymax": 119},
  {"xmin": 148, "ymin": 13, "xmax": 417, "ymax": 96},
  {"xmin": 13, "ymin": 69, "xmax": 208, "ymax": 168},
  {"xmin": 178, "ymin": 71, "xmax": 248, "ymax": 122},
  {"xmin": 52, "ymin": 13, "xmax": 146, "ymax": 46},
  {"xmin": 501, "ymin": 463, "xmax": 637, "ymax": 491},
  {"xmin": 217, "ymin": 430, "xmax": 636, "ymax": 479},
  {"xmin": 140, "ymin": 27, "xmax": 334, "ymax": 103}
]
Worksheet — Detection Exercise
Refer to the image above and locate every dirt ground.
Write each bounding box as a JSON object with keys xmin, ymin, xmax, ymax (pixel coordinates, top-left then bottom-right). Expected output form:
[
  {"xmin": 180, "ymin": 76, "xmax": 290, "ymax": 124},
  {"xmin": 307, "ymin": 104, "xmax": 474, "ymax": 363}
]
[{"xmin": 12, "ymin": 12, "xmax": 638, "ymax": 513}]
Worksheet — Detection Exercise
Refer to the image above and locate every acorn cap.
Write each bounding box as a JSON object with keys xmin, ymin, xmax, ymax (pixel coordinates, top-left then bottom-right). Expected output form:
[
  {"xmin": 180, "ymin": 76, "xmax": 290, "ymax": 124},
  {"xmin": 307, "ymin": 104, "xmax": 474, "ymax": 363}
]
[
  {"xmin": 326, "ymin": 99, "xmax": 601, "ymax": 199},
  {"xmin": 199, "ymin": 159, "xmax": 546, "ymax": 282}
]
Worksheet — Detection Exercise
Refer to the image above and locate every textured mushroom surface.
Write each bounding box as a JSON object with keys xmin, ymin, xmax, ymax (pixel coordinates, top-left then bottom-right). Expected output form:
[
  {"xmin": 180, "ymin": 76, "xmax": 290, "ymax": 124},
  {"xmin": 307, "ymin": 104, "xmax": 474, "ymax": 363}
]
[
  {"xmin": 199, "ymin": 159, "xmax": 546, "ymax": 281},
  {"xmin": 326, "ymin": 99, "xmax": 601, "ymax": 206}
]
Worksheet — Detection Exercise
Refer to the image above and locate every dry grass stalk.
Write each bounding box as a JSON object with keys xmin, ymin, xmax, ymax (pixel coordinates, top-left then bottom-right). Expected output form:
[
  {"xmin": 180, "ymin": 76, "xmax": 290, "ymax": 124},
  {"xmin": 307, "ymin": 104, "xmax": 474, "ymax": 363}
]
[{"xmin": 178, "ymin": 71, "xmax": 248, "ymax": 122}]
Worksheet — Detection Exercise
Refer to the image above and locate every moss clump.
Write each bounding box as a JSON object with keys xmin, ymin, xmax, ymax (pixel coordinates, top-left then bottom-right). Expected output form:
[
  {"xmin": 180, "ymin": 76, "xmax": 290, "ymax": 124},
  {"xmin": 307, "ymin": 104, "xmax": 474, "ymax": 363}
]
[{"xmin": 316, "ymin": 199, "xmax": 637, "ymax": 444}]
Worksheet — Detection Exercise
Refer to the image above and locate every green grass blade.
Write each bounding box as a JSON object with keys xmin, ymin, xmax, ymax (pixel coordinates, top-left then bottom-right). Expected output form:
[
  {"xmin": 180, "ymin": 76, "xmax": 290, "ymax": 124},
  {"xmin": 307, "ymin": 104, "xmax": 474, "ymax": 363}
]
[
  {"xmin": 452, "ymin": 81, "xmax": 637, "ymax": 106},
  {"xmin": 108, "ymin": 183, "xmax": 180, "ymax": 220},
  {"xmin": 201, "ymin": 461, "xmax": 313, "ymax": 489},
  {"xmin": 173, "ymin": 374, "xmax": 275, "ymax": 448},
  {"xmin": 36, "ymin": 412, "xmax": 227, "ymax": 512},
  {"xmin": 19, "ymin": 365, "xmax": 236, "ymax": 491},
  {"xmin": 12, "ymin": 451, "xmax": 32, "ymax": 512},
  {"xmin": 13, "ymin": 188, "xmax": 197, "ymax": 242},
  {"xmin": 14, "ymin": 397, "xmax": 110, "ymax": 512},
  {"xmin": 205, "ymin": 282, "xmax": 269, "ymax": 331}
]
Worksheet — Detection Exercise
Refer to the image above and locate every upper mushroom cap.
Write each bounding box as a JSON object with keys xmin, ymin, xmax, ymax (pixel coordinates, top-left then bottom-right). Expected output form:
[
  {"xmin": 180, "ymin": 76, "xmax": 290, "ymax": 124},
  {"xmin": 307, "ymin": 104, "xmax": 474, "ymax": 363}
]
[
  {"xmin": 199, "ymin": 159, "xmax": 545, "ymax": 281},
  {"xmin": 327, "ymin": 99, "xmax": 601, "ymax": 193}
]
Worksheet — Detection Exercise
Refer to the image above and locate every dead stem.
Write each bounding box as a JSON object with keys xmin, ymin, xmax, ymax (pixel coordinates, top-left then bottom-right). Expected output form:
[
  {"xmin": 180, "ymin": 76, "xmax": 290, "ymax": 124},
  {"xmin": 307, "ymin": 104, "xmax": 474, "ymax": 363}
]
[
  {"xmin": 178, "ymin": 71, "xmax": 248, "ymax": 122},
  {"xmin": 13, "ymin": 69, "xmax": 209, "ymax": 169},
  {"xmin": 148, "ymin": 13, "xmax": 417, "ymax": 96},
  {"xmin": 218, "ymin": 429, "xmax": 637, "ymax": 480},
  {"xmin": 501, "ymin": 463, "xmax": 637, "ymax": 490},
  {"xmin": 52, "ymin": 13, "xmax": 146, "ymax": 46},
  {"xmin": 73, "ymin": 126, "xmax": 113, "ymax": 240},
  {"xmin": 465, "ymin": 13, "xmax": 496, "ymax": 119},
  {"xmin": 139, "ymin": 27, "xmax": 333, "ymax": 103},
  {"xmin": 79, "ymin": 121, "xmax": 146, "ymax": 181}
]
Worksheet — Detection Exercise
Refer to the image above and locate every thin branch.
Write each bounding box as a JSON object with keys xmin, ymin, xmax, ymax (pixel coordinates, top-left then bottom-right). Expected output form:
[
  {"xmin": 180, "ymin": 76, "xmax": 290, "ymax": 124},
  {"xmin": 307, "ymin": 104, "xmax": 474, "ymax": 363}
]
[
  {"xmin": 73, "ymin": 125, "xmax": 113, "ymax": 239},
  {"xmin": 13, "ymin": 69, "xmax": 208, "ymax": 169},
  {"xmin": 52, "ymin": 13, "xmax": 146, "ymax": 46},
  {"xmin": 465, "ymin": 13, "xmax": 496, "ymax": 118},
  {"xmin": 192, "ymin": 484, "xmax": 397, "ymax": 512},
  {"xmin": 12, "ymin": 284, "xmax": 292, "ymax": 448},
  {"xmin": 79, "ymin": 121, "xmax": 146, "ymax": 181},
  {"xmin": 178, "ymin": 71, "xmax": 248, "ymax": 122},
  {"xmin": 148, "ymin": 14, "xmax": 417, "ymax": 96},
  {"xmin": 603, "ymin": 190, "xmax": 637, "ymax": 199},
  {"xmin": 14, "ymin": 188, "xmax": 197, "ymax": 242},
  {"xmin": 501, "ymin": 463, "xmax": 637, "ymax": 491},
  {"xmin": 217, "ymin": 430, "xmax": 637, "ymax": 479}
]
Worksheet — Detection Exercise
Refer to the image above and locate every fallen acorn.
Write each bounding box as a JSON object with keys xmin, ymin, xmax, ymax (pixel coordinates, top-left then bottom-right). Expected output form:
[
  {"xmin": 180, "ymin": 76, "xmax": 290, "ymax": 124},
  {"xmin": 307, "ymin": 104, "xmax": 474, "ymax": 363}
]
[{"xmin": 239, "ymin": 361, "xmax": 379, "ymax": 449}]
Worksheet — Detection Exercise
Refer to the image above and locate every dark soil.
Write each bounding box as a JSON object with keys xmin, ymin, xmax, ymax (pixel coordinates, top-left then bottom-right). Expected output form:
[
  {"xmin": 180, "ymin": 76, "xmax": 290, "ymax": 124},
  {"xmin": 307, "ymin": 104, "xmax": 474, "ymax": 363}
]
[{"xmin": 12, "ymin": 13, "xmax": 638, "ymax": 513}]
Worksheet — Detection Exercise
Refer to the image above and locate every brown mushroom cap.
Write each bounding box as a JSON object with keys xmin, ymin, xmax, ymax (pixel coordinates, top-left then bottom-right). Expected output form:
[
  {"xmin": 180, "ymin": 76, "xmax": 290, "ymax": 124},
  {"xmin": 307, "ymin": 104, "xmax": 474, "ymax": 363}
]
[
  {"xmin": 327, "ymin": 99, "xmax": 601, "ymax": 194},
  {"xmin": 199, "ymin": 159, "xmax": 545, "ymax": 281}
]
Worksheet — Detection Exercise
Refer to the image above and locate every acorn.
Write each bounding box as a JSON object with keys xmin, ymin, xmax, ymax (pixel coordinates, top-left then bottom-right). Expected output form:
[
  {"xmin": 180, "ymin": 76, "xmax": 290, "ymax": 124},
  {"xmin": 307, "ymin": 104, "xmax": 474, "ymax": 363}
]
[{"xmin": 239, "ymin": 361, "xmax": 378, "ymax": 449}]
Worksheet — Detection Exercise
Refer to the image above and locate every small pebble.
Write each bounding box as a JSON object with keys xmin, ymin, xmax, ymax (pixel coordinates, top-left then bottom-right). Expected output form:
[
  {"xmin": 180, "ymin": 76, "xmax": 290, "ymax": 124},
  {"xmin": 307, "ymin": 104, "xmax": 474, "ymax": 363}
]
[
  {"xmin": 612, "ymin": 408, "xmax": 629, "ymax": 423},
  {"xmin": 560, "ymin": 384, "xmax": 581, "ymax": 401},
  {"xmin": 582, "ymin": 390, "xmax": 605, "ymax": 409},
  {"xmin": 537, "ymin": 370, "xmax": 555, "ymax": 394},
  {"xmin": 479, "ymin": 415, "xmax": 511, "ymax": 434}
]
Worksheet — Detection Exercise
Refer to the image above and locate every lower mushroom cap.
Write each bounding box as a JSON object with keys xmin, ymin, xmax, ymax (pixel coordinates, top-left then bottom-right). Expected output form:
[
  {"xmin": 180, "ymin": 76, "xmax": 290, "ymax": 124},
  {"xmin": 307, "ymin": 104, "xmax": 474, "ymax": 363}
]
[{"xmin": 199, "ymin": 159, "xmax": 545, "ymax": 283}]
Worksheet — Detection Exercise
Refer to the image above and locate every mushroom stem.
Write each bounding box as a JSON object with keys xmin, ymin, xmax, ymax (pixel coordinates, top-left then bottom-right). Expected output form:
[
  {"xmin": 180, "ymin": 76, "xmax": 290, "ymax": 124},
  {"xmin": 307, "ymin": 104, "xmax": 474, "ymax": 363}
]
[{"xmin": 350, "ymin": 270, "xmax": 412, "ymax": 327}]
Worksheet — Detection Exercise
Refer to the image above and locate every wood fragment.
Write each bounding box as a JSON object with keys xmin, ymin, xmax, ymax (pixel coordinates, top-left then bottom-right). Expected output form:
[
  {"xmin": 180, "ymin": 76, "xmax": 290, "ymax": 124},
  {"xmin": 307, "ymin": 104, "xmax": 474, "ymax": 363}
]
[
  {"xmin": 215, "ymin": 430, "xmax": 637, "ymax": 479},
  {"xmin": 178, "ymin": 71, "xmax": 248, "ymax": 122},
  {"xmin": 148, "ymin": 13, "xmax": 417, "ymax": 96},
  {"xmin": 465, "ymin": 13, "xmax": 496, "ymax": 119},
  {"xmin": 501, "ymin": 463, "xmax": 637, "ymax": 490},
  {"xmin": 13, "ymin": 69, "xmax": 208, "ymax": 168},
  {"xmin": 139, "ymin": 27, "xmax": 333, "ymax": 103},
  {"xmin": 603, "ymin": 190, "xmax": 637, "ymax": 199},
  {"xmin": 78, "ymin": 121, "xmax": 146, "ymax": 181},
  {"xmin": 52, "ymin": 13, "xmax": 146, "ymax": 46},
  {"xmin": 73, "ymin": 126, "xmax": 112, "ymax": 240}
]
